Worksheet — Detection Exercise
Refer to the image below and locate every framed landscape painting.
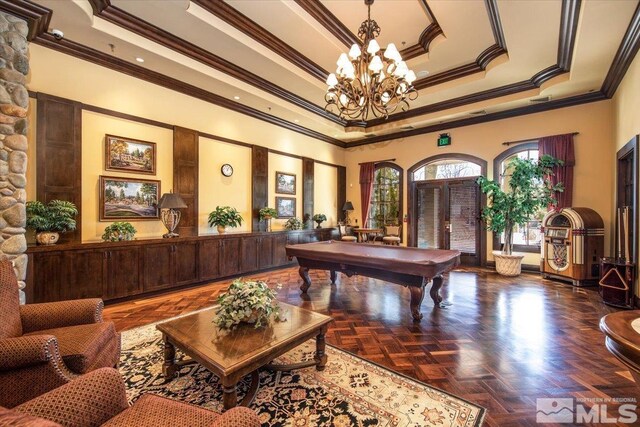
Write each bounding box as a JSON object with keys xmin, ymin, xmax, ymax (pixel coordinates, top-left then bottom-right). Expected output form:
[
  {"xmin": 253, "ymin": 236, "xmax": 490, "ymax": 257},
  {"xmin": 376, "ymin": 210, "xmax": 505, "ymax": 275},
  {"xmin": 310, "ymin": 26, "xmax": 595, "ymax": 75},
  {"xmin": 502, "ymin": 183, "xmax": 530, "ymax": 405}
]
[
  {"xmin": 276, "ymin": 197, "xmax": 296, "ymax": 218},
  {"xmin": 105, "ymin": 134, "xmax": 156, "ymax": 175},
  {"xmin": 99, "ymin": 176, "xmax": 160, "ymax": 221},
  {"xmin": 275, "ymin": 171, "xmax": 296, "ymax": 195}
]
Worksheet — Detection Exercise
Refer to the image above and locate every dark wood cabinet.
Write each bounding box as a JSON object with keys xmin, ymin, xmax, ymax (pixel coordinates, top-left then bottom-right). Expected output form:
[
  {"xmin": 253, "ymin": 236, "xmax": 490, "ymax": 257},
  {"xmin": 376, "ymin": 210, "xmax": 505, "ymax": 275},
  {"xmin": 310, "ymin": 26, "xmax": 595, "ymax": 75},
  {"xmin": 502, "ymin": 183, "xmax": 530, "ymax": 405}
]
[
  {"xmin": 26, "ymin": 229, "xmax": 336, "ymax": 303},
  {"xmin": 104, "ymin": 247, "xmax": 141, "ymax": 299}
]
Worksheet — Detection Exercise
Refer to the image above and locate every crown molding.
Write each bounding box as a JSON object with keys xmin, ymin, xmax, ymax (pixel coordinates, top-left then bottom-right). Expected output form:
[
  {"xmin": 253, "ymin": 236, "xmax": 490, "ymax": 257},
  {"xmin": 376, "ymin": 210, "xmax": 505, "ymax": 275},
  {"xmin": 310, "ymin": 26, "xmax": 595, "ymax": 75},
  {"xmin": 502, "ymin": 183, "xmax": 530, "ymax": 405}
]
[
  {"xmin": 601, "ymin": 0, "xmax": 640, "ymax": 98},
  {"xmin": 86, "ymin": 0, "xmax": 345, "ymax": 126},
  {"xmin": 0, "ymin": 0, "xmax": 51, "ymax": 41},
  {"xmin": 192, "ymin": 0, "xmax": 328, "ymax": 82},
  {"xmin": 32, "ymin": 33, "xmax": 345, "ymax": 148}
]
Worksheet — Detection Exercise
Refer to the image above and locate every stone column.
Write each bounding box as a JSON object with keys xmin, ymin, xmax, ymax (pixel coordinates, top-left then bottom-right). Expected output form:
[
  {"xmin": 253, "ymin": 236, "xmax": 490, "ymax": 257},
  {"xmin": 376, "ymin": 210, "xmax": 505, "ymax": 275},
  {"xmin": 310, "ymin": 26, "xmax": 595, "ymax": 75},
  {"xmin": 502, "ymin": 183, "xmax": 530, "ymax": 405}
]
[{"xmin": 0, "ymin": 12, "xmax": 29, "ymax": 303}]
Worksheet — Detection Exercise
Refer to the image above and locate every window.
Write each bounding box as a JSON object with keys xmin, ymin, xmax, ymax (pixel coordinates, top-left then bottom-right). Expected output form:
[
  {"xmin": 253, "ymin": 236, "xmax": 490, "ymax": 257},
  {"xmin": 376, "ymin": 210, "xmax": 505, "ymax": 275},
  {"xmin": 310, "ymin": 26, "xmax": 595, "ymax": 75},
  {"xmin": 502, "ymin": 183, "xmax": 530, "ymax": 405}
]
[
  {"xmin": 493, "ymin": 142, "xmax": 544, "ymax": 252},
  {"xmin": 368, "ymin": 163, "xmax": 402, "ymax": 228},
  {"xmin": 413, "ymin": 159, "xmax": 481, "ymax": 181}
]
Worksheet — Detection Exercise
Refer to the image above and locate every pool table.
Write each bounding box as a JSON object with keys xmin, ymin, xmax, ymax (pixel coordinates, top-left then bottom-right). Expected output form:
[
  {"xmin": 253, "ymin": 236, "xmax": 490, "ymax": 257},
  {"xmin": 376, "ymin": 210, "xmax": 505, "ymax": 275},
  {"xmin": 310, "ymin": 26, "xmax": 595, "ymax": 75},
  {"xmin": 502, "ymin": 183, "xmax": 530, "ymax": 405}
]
[{"xmin": 285, "ymin": 241, "xmax": 461, "ymax": 322}]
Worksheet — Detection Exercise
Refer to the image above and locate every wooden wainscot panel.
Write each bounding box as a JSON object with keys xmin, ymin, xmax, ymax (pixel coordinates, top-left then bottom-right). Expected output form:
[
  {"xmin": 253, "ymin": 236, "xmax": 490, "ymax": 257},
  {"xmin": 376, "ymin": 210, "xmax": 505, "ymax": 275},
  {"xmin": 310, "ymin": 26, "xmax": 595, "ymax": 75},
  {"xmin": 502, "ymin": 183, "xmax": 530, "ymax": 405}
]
[
  {"xmin": 241, "ymin": 235, "xmax": 260, "ymax": 272},
  {"xmin": 143, "ymin": 243, "xmax": 174, "ymax": 291},
  {"xmin": 173, "ymin": 127, "xmax": 199, "ymax": 237},
  {"xmin": 32, "ymin": 251, "xmax": 63, "ymax": 303},
  {"xmin": 62, "ymin": 249, "xmax": 104, "ymax": 300},
  {"xmin": 219, "ymin": 237, "xmax": 241, "ymax": 277},
  {"xmin": 199, "ymin": 239, "xmax": 220, "ymax": 281},
  {"xmin": 252, "ymin": 146, "xmax": 268, "ymax": 231},
  {"xmin": 174, "ymin": 241, "xmax": 198, "ymax": 286},
  {"xmin": 259, "ymin": 235, "xmax": 274, "ymax": 269},
  {"xmin": 272, "ymin": 233, "xmax": 289, "ymax": 266}
]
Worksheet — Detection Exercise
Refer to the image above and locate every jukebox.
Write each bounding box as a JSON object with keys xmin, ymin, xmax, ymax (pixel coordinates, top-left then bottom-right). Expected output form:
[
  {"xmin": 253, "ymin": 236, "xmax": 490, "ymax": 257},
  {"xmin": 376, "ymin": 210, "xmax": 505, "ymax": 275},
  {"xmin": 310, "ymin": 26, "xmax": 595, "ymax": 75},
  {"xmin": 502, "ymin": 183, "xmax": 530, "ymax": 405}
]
[{"xmin": 541, "ymin": 207, "xmax": 604, "ymax": 286}]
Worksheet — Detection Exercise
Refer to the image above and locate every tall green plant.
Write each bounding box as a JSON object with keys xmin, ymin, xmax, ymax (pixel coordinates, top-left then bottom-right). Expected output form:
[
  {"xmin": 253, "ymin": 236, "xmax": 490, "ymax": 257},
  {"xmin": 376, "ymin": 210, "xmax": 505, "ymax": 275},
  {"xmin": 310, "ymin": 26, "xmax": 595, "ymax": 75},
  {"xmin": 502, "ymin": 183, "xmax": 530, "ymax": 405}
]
[
  {"xmin": 26, "ymin": 200, "xmax": 78, "ymax": 233},
  {"xmin": 477, "ymin": 155, "xmax": 563, "ymax": 255}
]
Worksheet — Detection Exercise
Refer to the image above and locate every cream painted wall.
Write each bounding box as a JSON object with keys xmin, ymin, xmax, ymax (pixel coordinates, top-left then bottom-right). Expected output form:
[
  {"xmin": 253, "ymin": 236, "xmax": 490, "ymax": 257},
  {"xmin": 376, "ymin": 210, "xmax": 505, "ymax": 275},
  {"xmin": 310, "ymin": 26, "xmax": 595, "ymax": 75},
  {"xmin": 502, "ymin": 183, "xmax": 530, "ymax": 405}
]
[
  {"xmin": 198, "ymin": 136, "xmax": 252, "ymax": 234},
  {"xmin": 344, "ymin": 100, "xmax": 615, "ymax": 267},
  {"xmin": 613, "ymin": 50, "xmax": 640, "ymax": 296},
  {"xmin": 314, "ymin": 163, "xmax": 338, "ymax": 226},
  {"xmin": 268, "ymin": 153, "xmax": 303, "ymax": 231},
  {"xmin": 81, "ymin": 111, "xmax": 174, "ymax": 242},
  {"xmin": 27, "ymin": 45, "xmax": 344, "ymax": 166}
]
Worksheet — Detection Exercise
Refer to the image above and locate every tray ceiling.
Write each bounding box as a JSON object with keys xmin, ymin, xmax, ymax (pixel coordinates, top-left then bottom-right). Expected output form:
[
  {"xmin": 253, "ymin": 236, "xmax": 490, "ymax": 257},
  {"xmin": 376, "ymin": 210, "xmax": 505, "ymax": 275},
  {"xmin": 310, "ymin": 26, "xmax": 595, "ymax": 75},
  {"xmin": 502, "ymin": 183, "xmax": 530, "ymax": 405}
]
[{"xmin": 8, "ymin": 0, "xmax": 640, "ymax": 147}]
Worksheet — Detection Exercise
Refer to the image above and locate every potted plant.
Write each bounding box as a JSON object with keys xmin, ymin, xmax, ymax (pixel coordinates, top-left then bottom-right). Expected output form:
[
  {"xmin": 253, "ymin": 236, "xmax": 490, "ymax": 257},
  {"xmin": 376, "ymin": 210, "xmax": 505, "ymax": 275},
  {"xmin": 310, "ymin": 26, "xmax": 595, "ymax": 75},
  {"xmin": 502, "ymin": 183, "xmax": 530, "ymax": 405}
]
[
  {"xmin": 259, "ymin": 207, "xmax": 277, "ymax": 232},
  {"xmin": 102, "ymin": 222, "xmax": 137, "ymax": 242},
  {"xmin": 477, "ymin": 155, "xmax": 563, "ymax": 276},
  {"xmin": 214, "ymin": 279, "xmax": 284, "ymax": 330},
  {"xmin": 312, "ymin": 213, "xmax": 327, "ymax": 229},
  {"xmin": 26, "ymin": 200, "xmax": 78, "ymax": 245},
  {"xmin": 208, "ymin": 206, "xmax": 243, "ymax": 234},
  {"xmin": 284, "ymin": 217, "xmax": 304, "ymax": 230}
]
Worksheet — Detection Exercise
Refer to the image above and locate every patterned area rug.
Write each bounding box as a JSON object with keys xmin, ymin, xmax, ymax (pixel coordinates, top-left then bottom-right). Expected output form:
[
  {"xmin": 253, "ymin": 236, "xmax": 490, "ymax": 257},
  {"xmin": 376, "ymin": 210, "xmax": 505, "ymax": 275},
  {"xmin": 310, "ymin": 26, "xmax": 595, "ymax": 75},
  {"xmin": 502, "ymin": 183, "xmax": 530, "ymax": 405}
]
[{"xmin": 120, "ymin": 322, "xmax": 485, "ymax": 426}]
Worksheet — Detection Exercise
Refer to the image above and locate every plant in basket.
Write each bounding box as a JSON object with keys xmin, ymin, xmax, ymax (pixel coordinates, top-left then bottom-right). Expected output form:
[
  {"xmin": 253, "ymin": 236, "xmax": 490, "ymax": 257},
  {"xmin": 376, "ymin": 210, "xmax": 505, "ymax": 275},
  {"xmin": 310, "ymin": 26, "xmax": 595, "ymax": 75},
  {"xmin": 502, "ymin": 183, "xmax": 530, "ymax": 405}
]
[{"xmin": 214, "ymin": 279, "xmax": 285, "ymax": 330}]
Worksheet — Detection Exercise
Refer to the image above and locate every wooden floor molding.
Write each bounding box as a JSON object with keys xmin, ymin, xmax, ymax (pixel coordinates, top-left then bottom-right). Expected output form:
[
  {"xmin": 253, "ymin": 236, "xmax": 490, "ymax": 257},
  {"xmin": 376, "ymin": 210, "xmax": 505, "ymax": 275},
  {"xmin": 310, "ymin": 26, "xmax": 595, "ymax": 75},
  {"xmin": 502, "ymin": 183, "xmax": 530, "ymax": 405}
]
[{"xmin": 104, "ymin": 266, "xmax": 640, "ymax": 426}]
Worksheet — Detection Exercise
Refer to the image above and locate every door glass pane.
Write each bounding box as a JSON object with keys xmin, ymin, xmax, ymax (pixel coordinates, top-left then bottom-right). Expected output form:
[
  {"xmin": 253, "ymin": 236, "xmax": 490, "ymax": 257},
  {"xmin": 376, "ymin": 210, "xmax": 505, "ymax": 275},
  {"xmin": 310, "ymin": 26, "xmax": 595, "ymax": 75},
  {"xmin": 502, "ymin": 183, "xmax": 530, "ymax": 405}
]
[
  {"xmin": 413, "ymin": 160, "xmax": 481, "ymax": 181},
  {"xmin": 449, "ymin": 185, "xmax": 477, "ymax": 254},
  {"xmin": 417, "ymin": 186, "xmax": 441, "ymax": 249}
]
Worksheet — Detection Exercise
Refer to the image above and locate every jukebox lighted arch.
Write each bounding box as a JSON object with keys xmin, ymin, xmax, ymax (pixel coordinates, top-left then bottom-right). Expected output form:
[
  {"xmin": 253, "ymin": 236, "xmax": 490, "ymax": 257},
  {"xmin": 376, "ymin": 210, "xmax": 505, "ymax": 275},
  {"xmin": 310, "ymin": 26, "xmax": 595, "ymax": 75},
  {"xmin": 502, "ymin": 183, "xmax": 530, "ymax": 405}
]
[{"xmin": 541, "ymin": 207, "xmax": 604, "ymax": 286}]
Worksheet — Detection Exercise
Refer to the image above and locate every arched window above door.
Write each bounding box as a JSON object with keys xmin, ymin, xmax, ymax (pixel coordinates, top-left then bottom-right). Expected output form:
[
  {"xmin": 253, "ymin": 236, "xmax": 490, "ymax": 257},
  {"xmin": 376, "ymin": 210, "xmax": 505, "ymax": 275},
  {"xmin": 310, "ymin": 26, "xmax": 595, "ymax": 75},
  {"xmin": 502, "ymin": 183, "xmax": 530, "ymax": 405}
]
[{"xmin": 410, "ymin": 154, "xmax": 485, "ymax": 181}]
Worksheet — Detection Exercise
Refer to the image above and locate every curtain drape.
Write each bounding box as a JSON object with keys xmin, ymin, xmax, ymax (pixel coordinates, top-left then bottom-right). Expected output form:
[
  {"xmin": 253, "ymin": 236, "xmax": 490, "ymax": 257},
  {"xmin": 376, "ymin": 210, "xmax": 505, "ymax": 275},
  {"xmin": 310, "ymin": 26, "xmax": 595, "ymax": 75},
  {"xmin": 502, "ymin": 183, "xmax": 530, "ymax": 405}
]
[
  {"xmin": 359, "ymin": 162, "xmax": 376, "ymax": 227},
  {"xmin": 538, "ymin": 133, "xmax": 575, "ymax": 209}
]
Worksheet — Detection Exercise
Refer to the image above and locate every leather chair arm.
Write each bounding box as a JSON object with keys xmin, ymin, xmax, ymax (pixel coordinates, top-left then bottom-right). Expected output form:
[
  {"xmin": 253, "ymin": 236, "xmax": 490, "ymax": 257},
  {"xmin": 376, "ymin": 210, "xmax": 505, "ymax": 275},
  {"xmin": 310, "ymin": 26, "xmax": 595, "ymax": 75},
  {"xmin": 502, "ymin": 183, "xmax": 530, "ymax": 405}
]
[
  {"xmin": 20, "ymin": 299, "xmax": 104, "ymax": 333},
  {"xmin": 211, "ymin": 407, "xmax": 261, "ymax": 427},
  {"xmin": 0, "ymin": 335, "xmax": 63, "ymax": 370},
  {"xmin": 14, "ymin": 367, "xmax": 129, "ymax": 426}
]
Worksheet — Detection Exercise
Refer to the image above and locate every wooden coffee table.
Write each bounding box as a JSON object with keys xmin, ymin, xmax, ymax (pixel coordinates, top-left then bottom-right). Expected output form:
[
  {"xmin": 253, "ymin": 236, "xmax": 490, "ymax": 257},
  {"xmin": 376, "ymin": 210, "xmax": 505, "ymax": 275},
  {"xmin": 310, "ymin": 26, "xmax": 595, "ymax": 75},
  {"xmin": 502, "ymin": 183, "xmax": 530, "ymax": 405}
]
[{"xmin": 156, "ymin": 302, "xmax": 332, "ymax": 410}]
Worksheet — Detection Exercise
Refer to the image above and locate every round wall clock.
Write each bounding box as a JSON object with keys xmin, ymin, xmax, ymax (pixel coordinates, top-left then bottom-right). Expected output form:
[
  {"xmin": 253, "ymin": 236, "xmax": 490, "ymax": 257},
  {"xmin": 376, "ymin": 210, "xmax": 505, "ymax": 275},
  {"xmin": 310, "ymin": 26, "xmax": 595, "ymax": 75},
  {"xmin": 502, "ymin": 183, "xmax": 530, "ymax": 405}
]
[{"xmin": 221, "ymin": 163, "xmax": 233, "ymax": 177}]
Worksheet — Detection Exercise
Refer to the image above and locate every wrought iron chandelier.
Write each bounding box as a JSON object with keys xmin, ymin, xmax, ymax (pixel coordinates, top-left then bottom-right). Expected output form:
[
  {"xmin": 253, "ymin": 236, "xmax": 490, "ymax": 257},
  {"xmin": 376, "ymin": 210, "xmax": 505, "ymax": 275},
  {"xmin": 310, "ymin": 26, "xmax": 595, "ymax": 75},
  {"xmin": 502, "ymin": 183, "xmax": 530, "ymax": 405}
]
[{"xmin": 325, "ymin": 0, "xmax": 418, "ymax": 121}]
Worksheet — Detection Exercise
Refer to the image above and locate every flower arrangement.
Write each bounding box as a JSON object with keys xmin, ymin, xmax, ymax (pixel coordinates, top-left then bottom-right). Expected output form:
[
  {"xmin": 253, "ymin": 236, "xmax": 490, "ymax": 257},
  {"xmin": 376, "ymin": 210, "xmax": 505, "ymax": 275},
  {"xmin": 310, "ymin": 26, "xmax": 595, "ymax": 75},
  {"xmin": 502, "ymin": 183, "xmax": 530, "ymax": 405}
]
[
  {"xmin": 259, "ymin": 207, "xmax": 277, "ymax": 220},
  {"xmin": 312, "ymin": 213, "xmax": 327, "ymax": 228},
  {"xmin": 284, "ymin": 217, "xmax": 304, "ymax": 230},
  {"xmin": 102, "ymin": 222, "xmax": 137, "ymax": 242},
  {"xmin": 214, "ymin": 279, "xmax": 284, "ymax": 330}
]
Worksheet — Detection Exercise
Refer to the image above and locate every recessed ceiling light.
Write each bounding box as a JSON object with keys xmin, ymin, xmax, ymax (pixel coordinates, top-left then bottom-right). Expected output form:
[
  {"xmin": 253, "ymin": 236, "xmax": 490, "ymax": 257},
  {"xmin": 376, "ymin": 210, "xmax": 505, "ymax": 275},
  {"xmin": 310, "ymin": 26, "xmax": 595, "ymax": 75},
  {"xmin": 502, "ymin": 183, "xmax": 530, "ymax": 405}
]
[
  {"xmin": 294, "ymin": 119, "xmax": 299, "ymax": 123},
  {"xmin": 135, "ymin": 57, "xmax": 144, "ymax": 63},
  {"xmin": 417, "ymin": 70, "xmax": 429, "ymax": 77},
  {"xmin": 234, "ymin": 96, "xmax": 240, "ymax": 100}
]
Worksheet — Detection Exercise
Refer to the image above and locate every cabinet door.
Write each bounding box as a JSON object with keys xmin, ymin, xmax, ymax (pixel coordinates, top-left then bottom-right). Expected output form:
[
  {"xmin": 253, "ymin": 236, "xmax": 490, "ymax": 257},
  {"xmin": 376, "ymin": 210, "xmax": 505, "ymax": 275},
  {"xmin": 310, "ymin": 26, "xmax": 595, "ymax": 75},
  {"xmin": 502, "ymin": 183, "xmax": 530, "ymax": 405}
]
[
  {"xmin": 199, "ymin": 240, "xmax": 220, "ymax": 281},
  {"xmin": 220, "ymin": 238, "xmax": 241, "ymax": 277},
  {"xmin": 105, "ymin": 247, "xmax": 141, "ymax": 300},
  {"xmin": 62, "ymin": 250, "xmax": 105, "ymax": 300},
  {"xmin": 259, "ymin": 236, "xmax": 274, "ymax": 269},
  {"xmin": 32, "ymin": 252, "xmax": 63, "ymax": 302},
  {"xmin": 143, "ymin": 244, "xmax": 173, "ymax": 291},
  {"xmin": 175, "ymin": 241, "xmax": 198, "ymax": 286},
  {"xmin": 241, "ymin": 236, "xmax": 260, "ymax": 272},
  {"xmin": 272, "ymin": 234, "xmax": 289, "ymax": 266}
]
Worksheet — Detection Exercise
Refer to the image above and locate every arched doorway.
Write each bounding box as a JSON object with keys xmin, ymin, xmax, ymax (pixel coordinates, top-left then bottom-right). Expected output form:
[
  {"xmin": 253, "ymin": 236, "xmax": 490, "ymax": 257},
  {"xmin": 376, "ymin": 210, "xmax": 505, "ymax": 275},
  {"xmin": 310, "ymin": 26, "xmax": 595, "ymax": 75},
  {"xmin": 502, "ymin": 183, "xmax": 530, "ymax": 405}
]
[{"xmin": 408, "ymin": 154, "xmax": 487, "ymax": 266}]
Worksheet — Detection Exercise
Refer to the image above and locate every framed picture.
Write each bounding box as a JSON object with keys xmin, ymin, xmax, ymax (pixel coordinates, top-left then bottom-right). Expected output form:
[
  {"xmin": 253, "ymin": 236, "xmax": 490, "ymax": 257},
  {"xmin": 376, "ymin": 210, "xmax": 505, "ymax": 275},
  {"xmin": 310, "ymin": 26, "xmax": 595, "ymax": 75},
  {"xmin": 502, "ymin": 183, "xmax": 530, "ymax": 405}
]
[
  {"xmin": 105, "ymin": 134, "xmax": 157, "ymax": 175},
  {"xmin": 99, "ymin": 176, "xmax": 160, "ymax": 221},
  {"xmin": 276, "ymin": 197, "xmax": 296, "ymax": 218},
  {"xmin": 275, "ymin": 171, "xmax": 296, "ymax": 195}
]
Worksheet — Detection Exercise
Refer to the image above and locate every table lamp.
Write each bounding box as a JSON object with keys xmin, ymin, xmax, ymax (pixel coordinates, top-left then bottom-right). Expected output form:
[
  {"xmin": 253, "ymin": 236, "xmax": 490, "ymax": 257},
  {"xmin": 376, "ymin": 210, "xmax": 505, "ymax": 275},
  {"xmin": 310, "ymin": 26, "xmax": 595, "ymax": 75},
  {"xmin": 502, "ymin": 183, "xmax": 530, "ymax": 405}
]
[
  {"xmin": 158, "ymin": 192, "xmax": 188, "ymax": 238},
  {"xmin": 342, "ymin": 201, "xmax": 354, "ymax": 225}
]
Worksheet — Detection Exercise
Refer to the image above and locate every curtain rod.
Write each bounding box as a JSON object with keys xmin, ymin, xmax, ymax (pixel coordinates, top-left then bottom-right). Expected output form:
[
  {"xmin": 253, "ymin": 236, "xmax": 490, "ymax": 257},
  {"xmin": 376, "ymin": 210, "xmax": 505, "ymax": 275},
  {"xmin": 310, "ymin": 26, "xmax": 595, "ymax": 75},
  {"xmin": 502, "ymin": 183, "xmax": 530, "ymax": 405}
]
[
  {"xmin": 358, "ymin": 158, "xmax": 396, "ymax": 165},
  {"xmin": 502, "ymin": 132, "xmax": 579, "ymax": 146}
]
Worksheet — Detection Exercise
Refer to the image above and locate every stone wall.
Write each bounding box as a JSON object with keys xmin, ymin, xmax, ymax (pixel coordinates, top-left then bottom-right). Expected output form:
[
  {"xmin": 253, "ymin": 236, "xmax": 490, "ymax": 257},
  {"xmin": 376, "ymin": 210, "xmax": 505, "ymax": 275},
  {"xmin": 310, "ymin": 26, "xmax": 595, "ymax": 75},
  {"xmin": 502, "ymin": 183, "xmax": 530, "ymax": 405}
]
[{"xmin": 0, "ymin": 12, "xmax": 29, "ymax": 303}]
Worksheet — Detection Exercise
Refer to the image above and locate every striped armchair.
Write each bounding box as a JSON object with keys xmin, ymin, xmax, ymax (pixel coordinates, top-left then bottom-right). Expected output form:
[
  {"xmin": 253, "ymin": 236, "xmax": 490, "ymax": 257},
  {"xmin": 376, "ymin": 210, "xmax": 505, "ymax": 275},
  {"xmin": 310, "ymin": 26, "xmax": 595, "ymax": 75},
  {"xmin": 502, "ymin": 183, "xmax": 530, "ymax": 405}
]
[
  {"xmin": 1, "ymin": 367, "xmax": 260, "ymax": 426},
  {"xmin": 0, "ymin": 261, "xmax": 121, "ymax": 408}
]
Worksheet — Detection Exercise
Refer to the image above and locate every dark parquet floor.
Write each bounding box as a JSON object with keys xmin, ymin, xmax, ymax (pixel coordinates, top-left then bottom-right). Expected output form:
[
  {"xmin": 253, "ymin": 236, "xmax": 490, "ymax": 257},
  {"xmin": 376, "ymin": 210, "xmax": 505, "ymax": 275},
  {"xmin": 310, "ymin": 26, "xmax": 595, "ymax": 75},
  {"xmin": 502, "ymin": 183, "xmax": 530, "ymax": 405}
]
[{"xmin": 104, "ymin": 266, "xmax": 640, "ymax": 426}]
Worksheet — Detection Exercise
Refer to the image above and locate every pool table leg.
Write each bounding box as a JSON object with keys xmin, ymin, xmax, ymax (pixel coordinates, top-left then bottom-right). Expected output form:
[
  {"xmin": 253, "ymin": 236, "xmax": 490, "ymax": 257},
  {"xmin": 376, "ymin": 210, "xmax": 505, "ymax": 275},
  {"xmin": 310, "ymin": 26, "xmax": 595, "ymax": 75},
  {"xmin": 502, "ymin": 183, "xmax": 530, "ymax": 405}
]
[
  {"xmin": 429, "ymin": 275, "xmax": 451, "ymax": 308},
  {"xmin": 409, "ymin": 283, "xmax": 425, "ymax": 322},
  {"xmin": 299, "ymin": 266, "xmax": 312, "ymax": 293}
]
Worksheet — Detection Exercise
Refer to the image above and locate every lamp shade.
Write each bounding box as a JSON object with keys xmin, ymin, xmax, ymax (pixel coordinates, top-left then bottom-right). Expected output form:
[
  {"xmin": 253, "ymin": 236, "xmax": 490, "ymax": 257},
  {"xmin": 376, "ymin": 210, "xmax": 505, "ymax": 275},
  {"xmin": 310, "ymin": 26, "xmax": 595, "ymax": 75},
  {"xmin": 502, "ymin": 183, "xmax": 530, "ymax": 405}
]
[
  {"xmin": 342, "ymin": 201, "xmax": 354, "ymax": 211},
  {"xmin": 158, "ymin": 193, "xmax": 187, "ymax": 209}
]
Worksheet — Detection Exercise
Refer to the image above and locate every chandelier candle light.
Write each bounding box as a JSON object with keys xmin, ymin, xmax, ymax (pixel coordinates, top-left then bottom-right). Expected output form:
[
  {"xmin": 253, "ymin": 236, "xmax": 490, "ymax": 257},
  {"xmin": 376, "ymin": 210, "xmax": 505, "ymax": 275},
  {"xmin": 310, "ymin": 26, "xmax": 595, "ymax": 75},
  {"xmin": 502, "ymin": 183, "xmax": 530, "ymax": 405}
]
[
  {"xmin": 158, "ymin": 192, "xmax": 187, "ymax": 238},
  {"xmin": 325, "ymin": 0, "xmax": 419, "ymax": 121}
]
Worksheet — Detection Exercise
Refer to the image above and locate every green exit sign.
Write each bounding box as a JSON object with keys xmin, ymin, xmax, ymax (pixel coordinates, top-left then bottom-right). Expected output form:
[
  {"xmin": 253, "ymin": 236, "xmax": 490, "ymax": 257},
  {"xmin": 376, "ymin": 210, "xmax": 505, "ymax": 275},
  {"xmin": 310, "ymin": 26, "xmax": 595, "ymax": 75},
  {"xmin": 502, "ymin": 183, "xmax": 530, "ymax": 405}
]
[{"xmin": 437, "ymin": 133, "xmax": 451, "ymax": 147}]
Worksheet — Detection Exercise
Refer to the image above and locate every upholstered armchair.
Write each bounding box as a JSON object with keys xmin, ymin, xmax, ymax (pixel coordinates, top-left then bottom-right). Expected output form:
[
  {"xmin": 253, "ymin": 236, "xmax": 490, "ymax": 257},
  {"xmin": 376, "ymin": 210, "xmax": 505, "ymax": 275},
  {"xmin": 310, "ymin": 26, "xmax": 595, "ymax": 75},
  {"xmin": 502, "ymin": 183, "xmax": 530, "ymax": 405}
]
[
  {"xmin": 1, "ymin": 367, "xmax": 261, "ymax": 427},
  {"xmin": 0, "ymin": 261, "xmax": 121, "ymax": 408},
  {"xmin": 338, "ymin": 224, "xmax": 357, "ymax": 242},
  {"xmin": 382, "ymin": 225, "xmax": 402, "ymax": 245}
]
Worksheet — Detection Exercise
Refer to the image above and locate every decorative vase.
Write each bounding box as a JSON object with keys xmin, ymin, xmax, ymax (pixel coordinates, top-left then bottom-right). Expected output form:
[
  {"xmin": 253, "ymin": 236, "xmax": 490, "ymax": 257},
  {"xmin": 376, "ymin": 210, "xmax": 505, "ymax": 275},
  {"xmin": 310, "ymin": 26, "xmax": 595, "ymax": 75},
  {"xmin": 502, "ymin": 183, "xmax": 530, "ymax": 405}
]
[
  {"xmin": 493, "ymin": 251, "xmax": 525, "ymax": 276},
  {"xmin": 217, "ymin": 225, "xmax": 226, "ymax": 234},
  {"xmin": 315, "ymin": 220, "xmax": 323, "ymax": 229},
  {"xmin": 36, "ymin": 231, "xmax": 59, "ymax": 245}
]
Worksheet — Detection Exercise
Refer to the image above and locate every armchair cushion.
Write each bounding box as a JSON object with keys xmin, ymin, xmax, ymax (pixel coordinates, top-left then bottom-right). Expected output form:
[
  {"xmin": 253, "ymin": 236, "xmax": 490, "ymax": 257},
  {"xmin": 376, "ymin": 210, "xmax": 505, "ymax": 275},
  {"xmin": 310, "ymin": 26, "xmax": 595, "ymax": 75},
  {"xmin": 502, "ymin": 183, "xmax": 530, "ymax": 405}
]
[
  {"xmin": 0, "ymin": 260, "xmax": 22, "ymax": 339},
  {"xmin": 0, "ymin": 407, "xmax": 60, "ymax": 426},
  {"xmin": 25, "ymin": 323, "xmax": 120, "ymax": 374},
  {"xmin": 0, "ymin": 335, "xmax": 59, "ymax": 370},
  {"xmin": 20, "ymin": 299, "xmax": 104, "ymax": 334},
  {"xmin": 14, "ymin": 367, "xmax": 128, "ymax": 427},
  {"xmin": 103, "ymin": 395, "xmax": 260, "ymax": 427}
]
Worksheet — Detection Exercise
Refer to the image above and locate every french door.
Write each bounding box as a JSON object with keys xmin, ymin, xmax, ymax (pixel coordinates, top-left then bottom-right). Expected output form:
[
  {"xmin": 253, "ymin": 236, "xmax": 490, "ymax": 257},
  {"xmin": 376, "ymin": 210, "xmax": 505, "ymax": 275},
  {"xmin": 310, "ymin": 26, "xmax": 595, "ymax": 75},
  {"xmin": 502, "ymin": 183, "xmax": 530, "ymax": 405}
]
[{"xmin": 412, "ymin": 178, "xmax": 482, "ymax": 266}]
